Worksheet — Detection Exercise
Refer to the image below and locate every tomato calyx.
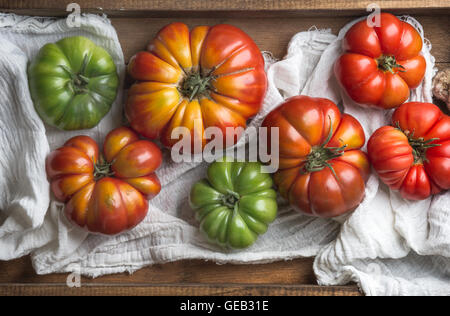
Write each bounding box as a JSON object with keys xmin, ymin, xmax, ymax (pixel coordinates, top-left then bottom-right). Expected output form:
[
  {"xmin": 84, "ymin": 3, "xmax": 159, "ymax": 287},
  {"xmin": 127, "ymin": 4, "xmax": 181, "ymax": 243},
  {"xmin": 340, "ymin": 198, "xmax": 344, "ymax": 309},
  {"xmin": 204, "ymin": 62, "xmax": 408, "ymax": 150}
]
[
  {"xmin": 179, "ymin": 71, "xmax": 214, "ymax": 101},
  {"xmin": 376, "ymin": 54, "xmax": 406, "ymax": 74},
  {"xmin": 406, "ymin": 133, "xmax": 441, "ymax": 164},
  {"xmin": 395, "ymin": 123, "xmax": 442, "ymax": 164},
  {"xmin": 60, "ymin": 54, "xmax": 91, "ymax": 94},
  {"xmin": 221, "ymin": 190, "xmax": 240, "ymax": 209},
  {"xmin": 302, "ymin": 119, "xmax": 347, "ymax": 179},
  {"xmin": 93, "ymin": 157, "xmax": 115, "ymax": 181},
  {"xmin": 409, "ymin": 138, "xmax": 440, "ymax": 164}
]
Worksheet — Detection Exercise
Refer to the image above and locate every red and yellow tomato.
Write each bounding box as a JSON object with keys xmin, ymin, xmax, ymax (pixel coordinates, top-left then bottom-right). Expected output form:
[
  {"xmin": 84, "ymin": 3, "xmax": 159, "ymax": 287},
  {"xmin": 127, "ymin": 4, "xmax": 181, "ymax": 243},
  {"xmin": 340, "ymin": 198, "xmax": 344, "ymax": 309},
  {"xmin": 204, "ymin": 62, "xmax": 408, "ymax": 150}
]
[
  {"xmin": 262, "ymin": 96, "xmax": 370, "ymax": 218},
  {"xmin": 368, "ymin": 102, "xmax": 450, "ymax": 200},
  {"xmin": 46, "ymin": 127, "xmax": 162, "ymax": 235},
  {"xmin": 335, "ymin": 13, "xmax": 426, "ymax": 109},
  {"xmin": 126, "ymin": 22, "xmax": 267, "ymax": 151}
]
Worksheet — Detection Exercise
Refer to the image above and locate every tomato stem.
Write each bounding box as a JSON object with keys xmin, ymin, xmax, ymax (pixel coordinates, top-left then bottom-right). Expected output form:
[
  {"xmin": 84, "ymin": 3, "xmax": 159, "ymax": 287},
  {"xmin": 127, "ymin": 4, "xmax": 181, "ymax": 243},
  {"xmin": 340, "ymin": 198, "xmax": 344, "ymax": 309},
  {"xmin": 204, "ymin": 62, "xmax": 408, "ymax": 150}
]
[
  {"xmin": 59, "ymin": 54, "xmax": 91, "ymax": 94},
  {"xmin": 396, "ymin": 126, "xmax": 442, "ymax": 164},
  {"xmin": 93, "ymin": 157, "xmax": 115, "ymax": 181},
  {"xmin": 376, "ymin": 55, "xmax": 406, "ymax": 74},
  {"xmin": 179, "ymin": 71, "xmax": 214, "ymax": 101},
  {"xmin": 302, "ymin": 117, "xmax": 346, "ymax": 180},
  {"xmin": 222, "ymin": 190, "xmax": 240, "ymax": 209}
]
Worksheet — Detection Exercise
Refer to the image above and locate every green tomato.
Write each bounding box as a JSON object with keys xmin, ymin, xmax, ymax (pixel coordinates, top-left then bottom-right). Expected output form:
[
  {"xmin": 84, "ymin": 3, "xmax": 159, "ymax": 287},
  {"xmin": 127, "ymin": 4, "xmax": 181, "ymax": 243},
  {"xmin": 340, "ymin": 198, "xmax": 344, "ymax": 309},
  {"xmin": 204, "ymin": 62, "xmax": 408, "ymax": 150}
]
[
  {"xmin": 28, "ymin": 36, "xmax": 119, "ymax": 130},
  {"xmin": 190, "ymin": 158, "xmax": 278, "ymax": 249}
]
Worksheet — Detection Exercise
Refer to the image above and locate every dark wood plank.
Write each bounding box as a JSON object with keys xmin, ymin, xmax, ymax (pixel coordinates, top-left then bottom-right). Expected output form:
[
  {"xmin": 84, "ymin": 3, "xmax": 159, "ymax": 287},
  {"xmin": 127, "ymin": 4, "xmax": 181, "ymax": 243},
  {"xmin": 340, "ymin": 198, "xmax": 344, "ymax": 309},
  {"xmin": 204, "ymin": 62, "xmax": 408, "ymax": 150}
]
[
  {"xmin": 0, "ymin": 257, "xmax": 361, "ymax": 296},
  {"xmin": 3, "ymin": 0, "xmax": 449, "ymax": 11},
  {"xmin": 0, "ymin": 0, "xmax": 448, "ymax": 17},
  {"xmin": 0, "ymin": 283, "xmax": 362, "ymax": 296},
  {"xmin": 0, "ymin": 257, "xmax": 316, "ymax": 285}
]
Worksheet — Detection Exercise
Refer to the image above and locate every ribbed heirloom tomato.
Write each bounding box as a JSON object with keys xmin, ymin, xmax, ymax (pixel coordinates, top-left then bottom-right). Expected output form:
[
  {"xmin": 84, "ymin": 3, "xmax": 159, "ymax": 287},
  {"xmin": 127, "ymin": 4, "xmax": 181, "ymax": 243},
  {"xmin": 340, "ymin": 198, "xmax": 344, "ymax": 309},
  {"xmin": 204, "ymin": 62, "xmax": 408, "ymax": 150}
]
[
  {"xmin": 368, "ymin": 102, "xmax": 450, "ymax": 200},
  {"xmin": 28, "ymin": 36, "xmax": 119, "ymax": 130},
  {"xmin": 335, "ymin": 13, "xmax": 426, "ymax": 109},
  {"xmin": 46, "ymin": 127, "xmax": 162, "ymax": 235},
  {"xmin": 190, "ymin": 159, "xmax": 278, "ymax": 249},
  {"xmin": 126, "ymin": 22, "xmax": 267, "ymax": 151},
  {"xmin": 262, "ymin": 96, "xmax": 370, "ymax": 218}
]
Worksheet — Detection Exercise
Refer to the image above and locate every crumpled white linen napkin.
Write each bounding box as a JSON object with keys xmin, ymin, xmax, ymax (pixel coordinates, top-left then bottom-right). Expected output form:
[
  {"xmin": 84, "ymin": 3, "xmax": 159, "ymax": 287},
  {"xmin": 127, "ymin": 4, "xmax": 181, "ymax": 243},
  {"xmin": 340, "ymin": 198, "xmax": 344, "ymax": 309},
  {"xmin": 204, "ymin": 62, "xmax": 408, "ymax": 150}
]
[{"xmin": 0, "ymin": 13, "xmax": 448, "ymax": 296}]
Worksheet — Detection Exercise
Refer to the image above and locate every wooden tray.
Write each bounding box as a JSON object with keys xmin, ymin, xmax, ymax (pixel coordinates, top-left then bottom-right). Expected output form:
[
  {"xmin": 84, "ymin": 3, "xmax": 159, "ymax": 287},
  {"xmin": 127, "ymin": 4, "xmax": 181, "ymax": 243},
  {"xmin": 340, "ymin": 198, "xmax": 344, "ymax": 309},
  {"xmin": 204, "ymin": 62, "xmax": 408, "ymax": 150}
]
[{"xmin": 0, "ymin": 0, "xmax": 448, "ymax": 296}]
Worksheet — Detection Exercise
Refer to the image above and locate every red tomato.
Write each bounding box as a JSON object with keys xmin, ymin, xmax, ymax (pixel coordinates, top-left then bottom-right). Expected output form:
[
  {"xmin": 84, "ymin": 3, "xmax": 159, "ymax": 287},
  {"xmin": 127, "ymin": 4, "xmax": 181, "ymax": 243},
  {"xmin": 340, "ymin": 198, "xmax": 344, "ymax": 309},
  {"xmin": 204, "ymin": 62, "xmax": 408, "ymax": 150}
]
[
  {"xmin": 262, "ymin": 96, "xmax": 370, "ymax": 218},
  {"xmin": 368, "ymin": 102, "xmax": 450, "ymax": 200},
  {"xmin": 126, "ymin": 23, "xmax": 267, "ymax": 151},
  {"xmin": 335, "ymin": 13, "xmax": 426, "ymax": 109},
  {"xmin": 46, "ymin": 127, "xmax": 162, "ymax": 235}
]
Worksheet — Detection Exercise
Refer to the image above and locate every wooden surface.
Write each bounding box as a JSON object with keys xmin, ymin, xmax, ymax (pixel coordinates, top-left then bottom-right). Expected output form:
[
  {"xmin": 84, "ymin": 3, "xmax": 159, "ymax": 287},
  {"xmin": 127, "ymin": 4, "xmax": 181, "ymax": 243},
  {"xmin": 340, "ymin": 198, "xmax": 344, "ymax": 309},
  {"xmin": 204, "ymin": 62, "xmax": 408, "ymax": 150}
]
[
  {"xmin": 1, "ymin": 284, "xmax": 362, "ymax": 296},
  {"xmin": 0, "ymin": 0, "xmax": 449, "ymax": 296},
  {"xmin": 1, "ymin": 0, "xmax": 449, "ymax": 17},
  {"xmin": 0, "ymin": 257, "xmax": 361, "ymax": 296}
]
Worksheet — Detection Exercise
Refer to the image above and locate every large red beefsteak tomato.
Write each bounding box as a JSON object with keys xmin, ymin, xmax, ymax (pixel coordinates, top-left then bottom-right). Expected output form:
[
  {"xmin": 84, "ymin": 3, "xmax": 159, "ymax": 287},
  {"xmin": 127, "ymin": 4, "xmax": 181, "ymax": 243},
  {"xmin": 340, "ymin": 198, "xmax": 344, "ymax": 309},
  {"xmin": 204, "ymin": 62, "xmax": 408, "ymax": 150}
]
[
  {"xmin": 126, "ymin": 22, "xmax": 267, "ymax": 151},
  {"xmin": 46, "ymin": 127, "xmax": 162, "ymax": 235},
  {"xmin": 368, "ymin": 102, "xmax": 450, "ymax": 200},
  {"xmin": 262, "ymin": 96, "xmax": 370, "ymax": 218},
  {"xmin": 335, "ymin": 13, "xmax": 426, "ymax": 109}
]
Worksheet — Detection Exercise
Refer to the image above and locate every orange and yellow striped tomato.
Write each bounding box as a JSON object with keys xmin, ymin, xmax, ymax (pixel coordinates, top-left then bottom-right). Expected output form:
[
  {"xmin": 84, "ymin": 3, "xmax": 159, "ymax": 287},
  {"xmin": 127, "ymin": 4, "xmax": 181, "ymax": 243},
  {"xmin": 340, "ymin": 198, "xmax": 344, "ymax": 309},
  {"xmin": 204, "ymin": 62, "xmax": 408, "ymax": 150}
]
[
  {"xmin": 46, "ymin": 127, "xmax": 162, "ymax": 235},
  {"xmin": 126, "ymin": 23, "xmax": 267, "ymax": 150}
]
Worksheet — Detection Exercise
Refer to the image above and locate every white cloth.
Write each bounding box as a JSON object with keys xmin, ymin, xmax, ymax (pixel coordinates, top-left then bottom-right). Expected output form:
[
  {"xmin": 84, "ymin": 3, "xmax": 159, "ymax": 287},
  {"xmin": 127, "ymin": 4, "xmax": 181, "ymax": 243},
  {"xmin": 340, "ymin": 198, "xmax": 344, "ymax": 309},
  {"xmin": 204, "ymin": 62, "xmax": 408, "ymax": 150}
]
[{"xmin": 0, "ymin": 13, "xmax": 448, "ymax": 296}]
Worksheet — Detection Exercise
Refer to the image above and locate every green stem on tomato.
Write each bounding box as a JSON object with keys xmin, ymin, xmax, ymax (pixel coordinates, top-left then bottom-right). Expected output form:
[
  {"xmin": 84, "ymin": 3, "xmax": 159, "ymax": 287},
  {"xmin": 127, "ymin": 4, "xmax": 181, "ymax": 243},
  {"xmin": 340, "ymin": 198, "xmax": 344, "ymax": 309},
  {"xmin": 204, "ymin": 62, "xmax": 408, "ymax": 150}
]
[
  {"xmin": 93, "ymin": 156, "xmax": 115, "ymax": 181},
  {"xmin": 59, "ymin": 54, "xmax": 91, "ymax": 94},
  {"xmin": 376, "ymin": 54, "xmax": 406, "ymax": 74},
  {"xmin": 179, "ymin": 71, "xmax": 215, "ymax": 101},
  {"xmin": 302, "ymin": 116, "xmax": 346, "ymax": 181},
  {"xmin": 395, "ymin": 122, "xmax": 442, "ymax": 164}
]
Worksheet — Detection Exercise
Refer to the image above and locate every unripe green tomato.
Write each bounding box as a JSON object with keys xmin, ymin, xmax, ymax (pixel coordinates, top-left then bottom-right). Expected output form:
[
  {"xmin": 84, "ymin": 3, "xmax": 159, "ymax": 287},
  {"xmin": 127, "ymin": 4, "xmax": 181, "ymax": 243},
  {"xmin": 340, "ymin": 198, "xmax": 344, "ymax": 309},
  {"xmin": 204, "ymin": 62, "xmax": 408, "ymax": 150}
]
[
  {"xmin": 28, "ymin": 36, "xmax": 119, "ymax": 130},
  {"xmin": 190, "ymin": 158, "xmax": 278, "ymax": 249}
]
